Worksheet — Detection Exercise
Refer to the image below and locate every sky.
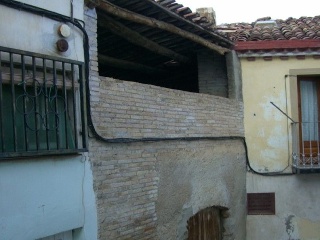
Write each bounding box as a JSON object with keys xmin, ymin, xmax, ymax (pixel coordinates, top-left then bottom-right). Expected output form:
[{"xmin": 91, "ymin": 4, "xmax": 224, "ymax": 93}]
[{"xmin": 177, "ymin": 0, "xmax": 319, "ymax": 24}]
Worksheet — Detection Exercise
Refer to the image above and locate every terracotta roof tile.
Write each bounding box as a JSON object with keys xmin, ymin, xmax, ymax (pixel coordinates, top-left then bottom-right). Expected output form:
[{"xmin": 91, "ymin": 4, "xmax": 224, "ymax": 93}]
[
  {"xmin": 153, "ymin": 0, "xmax": 233, "ymax": 44},
  {"xmin": 156, "ymin": 0, "xmax": 212, "ymax": 26},
  {"xmin": 218, "ymin": 16, "xmax": 320, "ymax": 42}
]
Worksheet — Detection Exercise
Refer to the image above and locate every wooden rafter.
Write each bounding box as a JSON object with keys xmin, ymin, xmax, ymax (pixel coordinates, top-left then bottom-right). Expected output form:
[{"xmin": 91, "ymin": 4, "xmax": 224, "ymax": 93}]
[
  {"xmin": 97, "ymin": 1, "xmax": 230, "ymax": 55},
  {"xmin": 148, "ymin": 0, "xmax": 233, "ymax": 46},
  {"xmin": 98, "ymin": 14, "xmax": 190, "ymax": 64},
  {"xmin": 98, "ymin": 54, "xmax": 168, "ymax": 74}
]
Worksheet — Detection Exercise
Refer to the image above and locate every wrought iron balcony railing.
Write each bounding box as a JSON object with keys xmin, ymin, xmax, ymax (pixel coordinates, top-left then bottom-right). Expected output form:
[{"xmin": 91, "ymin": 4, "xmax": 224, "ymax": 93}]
[
  {"xmin": 0, "ymin": 46, "xmax": 87, "ymax": 158},
  {"xmin": 292, "ymin": 121, "xmax": 320, "ymax": 171}
]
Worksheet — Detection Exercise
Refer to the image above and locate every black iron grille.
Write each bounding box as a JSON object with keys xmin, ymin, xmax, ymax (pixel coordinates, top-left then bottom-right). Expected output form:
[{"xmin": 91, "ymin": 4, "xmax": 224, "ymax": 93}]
[{"xmin": 0, "ymin": 46, "xmax": 87, "ymax": 158}]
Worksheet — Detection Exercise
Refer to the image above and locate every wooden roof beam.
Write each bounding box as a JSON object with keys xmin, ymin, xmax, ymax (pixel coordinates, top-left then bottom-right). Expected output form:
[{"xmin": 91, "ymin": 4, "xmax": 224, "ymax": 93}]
[
  {"xmin": 148, "ymin": 0, "xmax": 234, "ymax": 46},
  {"xmin": 98, "ymin": 14, "xmax": 190, "ymax": 64},
  {"xmin": 98, "ymin": 54, "xmax": 168, "ymax": 75},
  {"xmin": 97, "ymin": 1, "xmax": 230, "ymax": 55}
]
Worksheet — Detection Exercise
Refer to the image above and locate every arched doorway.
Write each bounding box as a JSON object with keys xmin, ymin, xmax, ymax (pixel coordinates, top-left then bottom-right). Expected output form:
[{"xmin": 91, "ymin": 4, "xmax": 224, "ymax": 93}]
[{"xmin": 187, "ymin": 207, "xmax": 224, "ymax": 240}]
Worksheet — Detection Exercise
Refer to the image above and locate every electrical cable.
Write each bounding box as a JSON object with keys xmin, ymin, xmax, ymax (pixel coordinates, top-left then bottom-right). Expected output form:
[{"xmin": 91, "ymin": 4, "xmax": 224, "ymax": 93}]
[{"xmin": 0, "ymin": 0, "xmax": 295, "ymax": 176}]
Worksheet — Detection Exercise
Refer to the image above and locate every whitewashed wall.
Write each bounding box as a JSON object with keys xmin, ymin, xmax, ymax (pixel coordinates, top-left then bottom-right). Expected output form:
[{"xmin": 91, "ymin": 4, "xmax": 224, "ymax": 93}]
[
  {"xmin": 0, "ymin": 1, "xmax": 84, "ymax": 61},
  {"xmin": 17, "ymin": 0, "xmax": 84, "ymax": 20},
  {"xmin": 0, "ymin": 1, "xmax": 97, "ymax": 239},
  {"xmin": 0, "ymin": 156, "xmax": 97, "ymax": 240}
]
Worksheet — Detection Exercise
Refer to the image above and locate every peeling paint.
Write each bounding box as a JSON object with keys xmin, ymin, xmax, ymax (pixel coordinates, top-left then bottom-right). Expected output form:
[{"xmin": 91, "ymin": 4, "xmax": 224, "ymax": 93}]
[
  {"xmin": 258, "ymin": 129, "xmax": 265, "ymax": 137},
  {"xmin": 243, "ymin": 58, "xmax": 320, "ymax": 240},
  {"xmin": 285, "ymin": 215, "xmax": 295, "ymax": 238},
  {"xmin": 260, "ymin": 100, "xmax": 274, "ymax": 121},
  {"xmin": 267, "ymin": 126, "xmax": 287, "ymax": 149}
]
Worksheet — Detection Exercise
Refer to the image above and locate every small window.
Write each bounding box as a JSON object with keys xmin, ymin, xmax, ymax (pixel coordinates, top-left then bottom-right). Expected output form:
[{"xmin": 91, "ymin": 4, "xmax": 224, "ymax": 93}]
[{"xmin": 0, "ymin": 46, "xmax": 87, "ymax": 158}]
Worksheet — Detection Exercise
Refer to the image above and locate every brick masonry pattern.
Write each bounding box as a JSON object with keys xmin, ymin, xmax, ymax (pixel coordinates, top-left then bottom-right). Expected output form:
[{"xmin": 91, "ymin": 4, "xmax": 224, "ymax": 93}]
[
  {"xmin": 89, "ymin": 138, "xmax": 245, "ymax": 240},
  {"xmin": 91, "ymin": 77, "xmax": 244, "ymax": 139},
  {"xmin": 84, "ymin": 6, "xmax": 245, "ymax": 240}
]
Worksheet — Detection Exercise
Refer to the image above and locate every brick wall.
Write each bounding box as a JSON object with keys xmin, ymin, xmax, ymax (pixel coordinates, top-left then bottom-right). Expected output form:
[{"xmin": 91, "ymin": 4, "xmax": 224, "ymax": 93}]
[
  {"xmin": 198, "ymin": 50, "xmax": 229, "ymax": 97},
  {"xmin": 85, "ymin": 7, "xmax": 246, "ymax": 240},
  {"xmin": 92, "ymin": 77, "xmax": 243, "ymax": 139},
  {"xmin": 88, "ymin": 76, "xmax": 246, "ymax": 239},
  {"xmin": 90, "ymin": 141, "xmax": 158, "ymax": 239},
  {"xmin": 89, "ymin": 139, "xmax": 246, "ymax": 240},
  {"xmin": 85, "ymin": 8, "xmax": 243, "ymax": 141}
]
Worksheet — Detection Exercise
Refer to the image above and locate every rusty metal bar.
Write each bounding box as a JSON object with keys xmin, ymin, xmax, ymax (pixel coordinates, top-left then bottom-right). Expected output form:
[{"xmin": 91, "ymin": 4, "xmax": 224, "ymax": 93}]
[
  {"xmin": 308, "ymin": 122, "xmax": 312, "ymax": 165},
  {"xmin": 53, "ymin": 60, "xmax": 60, "ymax": 150},
  {"xmin": 79, "ymin": 64, "xmax": 87, "ymax": 149},
  {"xmin": 32, "ymin": 56, "xmax": 39, "ymax": 151},
  {"xmin": 10, "ymin": 53, "xmax": 17, "ymax": 152},
  {"xmin": 0, "ymin": 148, "xmax": 87, "ymax": 159},
  {"xmin": 270, "ymin": 101, "xmax": 296, "ymax": 123},
  {"xmin": 62, "ymin": 62, "xmax": 69, "ymax": 149},
  {"xmin": 43, "ymin": 58, "xmax": 50, "ymax": 150},
  {"xmin": 301, "ymin": 122, "xmax": 306, "ymax": 165},
  {"xmin": 21, "ymin": 55, "xmax": 29, "ymax": 151},
  {"xmin": 0, "ymin": 46, "xmax": 83, "ymax": 65},
  {"xmin": 291, "ymin": 122, "xmax": 299, "ymax": 167},
  {"xmin": 71, "ymin": 64, "xmax": 78, "ymax": 148}
]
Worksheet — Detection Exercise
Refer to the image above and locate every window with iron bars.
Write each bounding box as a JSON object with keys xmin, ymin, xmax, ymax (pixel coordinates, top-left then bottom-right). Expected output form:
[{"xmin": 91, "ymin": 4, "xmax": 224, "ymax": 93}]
[{"xmin": 0, "ymin": 46, "xmax": 87, "ymax": 158}]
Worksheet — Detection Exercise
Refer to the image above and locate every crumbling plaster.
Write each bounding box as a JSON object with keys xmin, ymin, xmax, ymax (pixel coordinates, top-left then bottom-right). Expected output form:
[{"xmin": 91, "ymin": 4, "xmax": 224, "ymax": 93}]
[{"xmin": 156, "ymin": 140, "xmax": 246, "ymax": 240}]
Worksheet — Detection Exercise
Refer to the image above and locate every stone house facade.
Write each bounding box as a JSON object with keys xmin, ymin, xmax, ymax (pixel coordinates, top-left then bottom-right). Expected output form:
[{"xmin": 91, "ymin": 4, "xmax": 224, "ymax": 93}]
[
  {"xmin": 220, "ymin": 15, "xmax": 320, "ymax": 240},
  {"xmin": 85, "ymin": 1, "xmax": 246, "ymax": 239},
  {"xmin": 0, "ymin": 0, "xmax": 247, "ymax": 239}
]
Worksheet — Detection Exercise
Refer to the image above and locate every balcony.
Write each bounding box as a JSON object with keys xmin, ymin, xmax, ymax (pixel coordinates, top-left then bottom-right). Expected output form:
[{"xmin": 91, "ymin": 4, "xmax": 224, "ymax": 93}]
[{"xmin": 292, "ymin": 121, "xmax": 320, "ymax": 173}]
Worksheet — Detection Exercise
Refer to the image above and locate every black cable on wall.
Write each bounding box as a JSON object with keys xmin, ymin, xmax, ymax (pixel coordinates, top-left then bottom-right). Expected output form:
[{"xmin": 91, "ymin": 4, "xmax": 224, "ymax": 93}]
[{"xmin": 0, "ymin": 0, "xmax": 294, "ymax": 176}]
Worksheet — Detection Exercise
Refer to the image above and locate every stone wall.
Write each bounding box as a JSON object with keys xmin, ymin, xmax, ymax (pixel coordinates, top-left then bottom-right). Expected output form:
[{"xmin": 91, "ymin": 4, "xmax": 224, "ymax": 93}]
[{"xmin": 85, "ymin": 7, "xmax": 246, "ymax": 240}]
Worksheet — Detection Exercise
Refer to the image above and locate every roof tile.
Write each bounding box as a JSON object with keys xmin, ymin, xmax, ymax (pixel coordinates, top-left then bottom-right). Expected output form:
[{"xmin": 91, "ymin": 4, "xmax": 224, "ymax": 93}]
[{"xmin": 218, "ymin": 16, "xmax": 320, "ymax": 42}]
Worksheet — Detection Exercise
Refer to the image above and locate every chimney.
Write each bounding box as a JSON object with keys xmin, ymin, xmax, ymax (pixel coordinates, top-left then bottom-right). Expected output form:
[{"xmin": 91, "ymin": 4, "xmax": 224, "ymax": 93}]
[{"xmin": 196, "ymin": 7, "xmax": 216, "ymax": 27}]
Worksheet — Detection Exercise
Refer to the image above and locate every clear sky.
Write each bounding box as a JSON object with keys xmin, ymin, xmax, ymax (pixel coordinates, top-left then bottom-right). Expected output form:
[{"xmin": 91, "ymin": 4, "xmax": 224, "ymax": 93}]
[{"xmin": 177, "ymin": 0, "xmax": 319, "ymax": 24}]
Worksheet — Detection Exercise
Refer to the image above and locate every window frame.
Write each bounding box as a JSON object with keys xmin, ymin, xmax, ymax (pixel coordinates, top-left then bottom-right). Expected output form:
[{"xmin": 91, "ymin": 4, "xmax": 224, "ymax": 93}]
[
  {"xmin": 0, "ymin": 46, "xmax": 87, "ymax": 159},
  {"xmin": 297, "ymin": 76, "xmax": 320, "ymax": 159}
]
